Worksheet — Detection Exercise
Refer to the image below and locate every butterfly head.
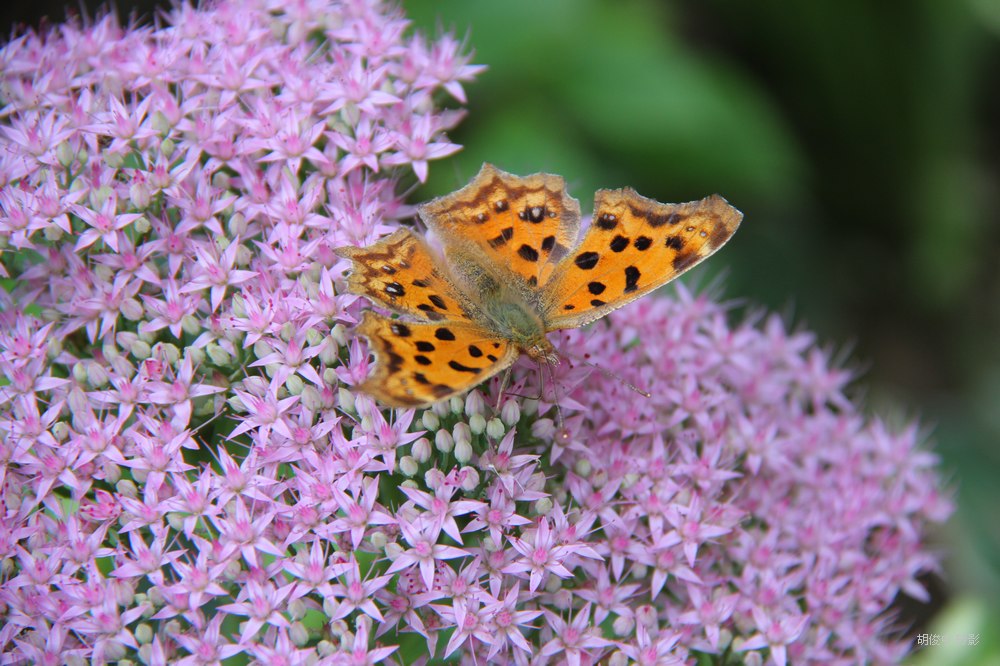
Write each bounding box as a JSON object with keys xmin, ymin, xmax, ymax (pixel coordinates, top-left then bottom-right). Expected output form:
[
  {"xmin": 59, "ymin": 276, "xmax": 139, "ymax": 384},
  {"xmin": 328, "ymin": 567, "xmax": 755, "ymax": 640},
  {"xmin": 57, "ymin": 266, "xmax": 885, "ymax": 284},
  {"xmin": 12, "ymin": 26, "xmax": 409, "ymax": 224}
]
[{"xmin": 523, "ymin": 338, "xmax": 559, "ymax": 366}]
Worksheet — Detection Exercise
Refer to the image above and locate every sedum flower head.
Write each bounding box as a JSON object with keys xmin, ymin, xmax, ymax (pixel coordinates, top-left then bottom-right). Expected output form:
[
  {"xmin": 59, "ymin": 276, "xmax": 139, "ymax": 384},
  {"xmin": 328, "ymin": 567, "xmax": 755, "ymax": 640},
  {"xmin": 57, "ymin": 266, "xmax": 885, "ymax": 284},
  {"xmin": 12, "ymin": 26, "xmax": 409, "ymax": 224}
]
[{"xmin": 0, "ymin": 0, "xmax": 950, "ymax": 664}]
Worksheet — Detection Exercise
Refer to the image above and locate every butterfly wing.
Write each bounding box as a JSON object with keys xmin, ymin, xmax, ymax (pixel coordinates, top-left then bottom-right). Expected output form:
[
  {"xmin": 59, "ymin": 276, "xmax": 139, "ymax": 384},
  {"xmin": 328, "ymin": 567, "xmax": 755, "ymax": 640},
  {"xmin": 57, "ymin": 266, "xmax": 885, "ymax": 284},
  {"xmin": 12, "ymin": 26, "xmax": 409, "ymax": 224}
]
[
  {"xmin": 542, "ymin": 190, "xmax": 742, "ymax": 329},
  {"xmin": 354, "ymin": 311, "xmax": 518, "ymax": 407},
  {"xmin": 335, "ymin": 229, "xmax": 476, "ymax": 322},
  {"xmin": 419, "ymin": 163, "xmax": 581, "ymax": 289}
]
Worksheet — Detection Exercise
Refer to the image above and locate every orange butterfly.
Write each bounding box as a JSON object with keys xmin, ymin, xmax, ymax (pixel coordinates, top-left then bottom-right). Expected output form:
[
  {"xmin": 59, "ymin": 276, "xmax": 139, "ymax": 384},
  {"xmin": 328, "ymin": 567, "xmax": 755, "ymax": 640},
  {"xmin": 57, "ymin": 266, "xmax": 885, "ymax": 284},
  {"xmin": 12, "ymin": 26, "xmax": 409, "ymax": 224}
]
[{"xmin": 336, "ymin": 164, "xmax": 741, "ymax": 407}]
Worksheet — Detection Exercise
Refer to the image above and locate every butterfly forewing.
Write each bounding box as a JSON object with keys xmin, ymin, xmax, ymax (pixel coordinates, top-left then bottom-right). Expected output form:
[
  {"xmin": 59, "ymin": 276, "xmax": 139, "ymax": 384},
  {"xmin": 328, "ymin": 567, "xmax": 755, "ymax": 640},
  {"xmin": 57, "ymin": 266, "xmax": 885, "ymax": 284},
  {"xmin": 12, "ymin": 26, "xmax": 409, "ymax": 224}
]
[
  {"xmin": 355, "ymin": 311, "xmax": 519, "ymax": 407},
  {"xmin": 335, "ymin": 229, "xmax": 475, "ymax": 322},
  {"xmin": 419, "ymin": 163, "xmax": 581, "ymax": 289},
  {"xmin": 542, "ymin": 190, "xmax": 742, "ymax": 329}
]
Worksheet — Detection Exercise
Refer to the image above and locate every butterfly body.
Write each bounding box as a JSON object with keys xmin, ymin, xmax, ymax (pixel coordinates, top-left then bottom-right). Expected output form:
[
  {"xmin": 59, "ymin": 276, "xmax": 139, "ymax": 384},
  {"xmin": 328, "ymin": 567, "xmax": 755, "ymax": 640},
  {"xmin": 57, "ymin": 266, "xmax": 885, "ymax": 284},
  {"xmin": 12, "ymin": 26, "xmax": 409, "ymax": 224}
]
[{"xmin": 336, "ymin": 164, "xmax": 742, "ymax": 407}]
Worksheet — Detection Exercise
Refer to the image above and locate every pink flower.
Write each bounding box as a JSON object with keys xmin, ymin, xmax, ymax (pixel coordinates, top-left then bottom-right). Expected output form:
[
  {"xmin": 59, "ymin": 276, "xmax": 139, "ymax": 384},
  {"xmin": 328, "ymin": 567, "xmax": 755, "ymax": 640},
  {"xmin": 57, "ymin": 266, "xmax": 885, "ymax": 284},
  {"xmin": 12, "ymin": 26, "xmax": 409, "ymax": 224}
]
[{"xmin": 0, "ymin": 0, "xmax": 951, "ymax": 662}]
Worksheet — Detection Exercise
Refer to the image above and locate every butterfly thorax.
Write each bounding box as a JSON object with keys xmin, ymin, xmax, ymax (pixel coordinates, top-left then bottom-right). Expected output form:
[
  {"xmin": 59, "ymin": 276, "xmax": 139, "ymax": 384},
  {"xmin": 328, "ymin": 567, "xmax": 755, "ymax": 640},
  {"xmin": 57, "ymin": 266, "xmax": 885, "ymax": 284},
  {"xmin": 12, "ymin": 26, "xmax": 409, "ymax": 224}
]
[{"xmin": 479, "ymin": 292, "xmax": 558, "ymax": 365}]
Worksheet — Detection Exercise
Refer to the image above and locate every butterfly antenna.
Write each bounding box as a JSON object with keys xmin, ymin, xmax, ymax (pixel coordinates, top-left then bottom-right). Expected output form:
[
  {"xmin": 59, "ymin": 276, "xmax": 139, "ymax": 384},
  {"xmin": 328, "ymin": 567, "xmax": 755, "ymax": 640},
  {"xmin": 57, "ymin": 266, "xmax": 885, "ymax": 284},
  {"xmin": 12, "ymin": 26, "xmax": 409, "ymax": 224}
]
[
  {"xmin": 544, "ymin": 360, "xmax": 571, "ymax": 443},
  {"xmin": 495, "ymin": 365, "xmax": 514, "ymax": 412},
  {"xmin": 565, "ymin": 349, "xmax": 651, "ymax": 399}
]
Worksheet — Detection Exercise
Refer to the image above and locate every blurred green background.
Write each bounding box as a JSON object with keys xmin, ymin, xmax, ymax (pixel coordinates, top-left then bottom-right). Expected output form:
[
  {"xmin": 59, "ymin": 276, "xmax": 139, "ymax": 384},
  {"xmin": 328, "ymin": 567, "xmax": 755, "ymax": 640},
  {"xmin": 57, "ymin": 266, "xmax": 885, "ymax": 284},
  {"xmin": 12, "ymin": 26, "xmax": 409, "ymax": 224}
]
[
  {"xmin": 401, "ymin": 1, "xmax": 1000, "ymax": 662},
  {"xmin": 4, "ymin": 0, "xmax": 998, "ymax": 661}
]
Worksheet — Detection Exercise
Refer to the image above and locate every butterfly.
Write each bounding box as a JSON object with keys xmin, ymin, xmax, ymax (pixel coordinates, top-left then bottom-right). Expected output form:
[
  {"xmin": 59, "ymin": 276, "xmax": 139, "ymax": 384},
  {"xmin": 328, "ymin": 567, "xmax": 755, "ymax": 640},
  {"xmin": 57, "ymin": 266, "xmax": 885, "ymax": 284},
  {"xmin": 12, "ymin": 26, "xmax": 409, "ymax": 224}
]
[{"xmin": 335, "ymin": 163, "xmax": 742, "ymax": 408}]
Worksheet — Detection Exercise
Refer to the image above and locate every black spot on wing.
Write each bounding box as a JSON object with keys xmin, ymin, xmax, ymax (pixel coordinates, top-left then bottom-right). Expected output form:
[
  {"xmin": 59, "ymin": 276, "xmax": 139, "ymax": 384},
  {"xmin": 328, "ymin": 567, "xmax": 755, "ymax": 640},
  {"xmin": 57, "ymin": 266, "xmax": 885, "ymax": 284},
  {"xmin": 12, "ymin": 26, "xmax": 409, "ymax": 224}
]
[
  {"xmin": 428, "ymin": 294, "xmax": 447, "ymax": 310},
  {"xmin": 412, "ymin": 278, "xmax": 430, "ymax": 288},
  {"xmin": 449, "ymin": 360, "xmax": 479, "ymax": 374},
  {"xmin": 414, "ymin": 355, "xmax": 432, "ymax": 366},
  {"xmin": 665, "ymin": 235, "xmax": 685, "ymax": 251},
  {"xmin": 596, "ymin": 213, "xmax": 618, "ymax": 230},
  {"xmin": 673, "ymin": 252, "xmax": 698, "ymax": 272},
  {"xmin": 518, "ymin": 244, "xmax": 539, "ymax": 262},
  {"xmin": 385, "ymin": 282, "xmax": 405, "ymax": 296},
  {"xmin": 468, "ymin": 345, "xmax": 483, "ymax": 357},
  {"xmin": 588, "ymin": 281, "xmax": 606, "ymax": 295},
  {"xmin": 489, "ymin": 227, "xmax": 514, "ymax": 248},
  {"xmin": 415, "ymin": 341, "xmax": 435, "ymax": 352},
  {"xmin": 634, "ymin": 236, "xmax": 652, "ymax": 251},
  {"xmin": 609, "ymin": 236, "xmax": 629, "ymax": 253},
  {"xmin": 524, "ymin": 206, "xmax": 546, "ymax": 223},
  {"xmin": 574, "ymin": 252, "xmax": 599, "ymax": 270},
  {"xmin": 541, "ymin": 235, "xmax": 556, "ymax": 252},
  {"xmin": 624, "ymin": 266, "xmax": 640, "ymax": 293},
  {"xmin": 390, "ymin": 323, "xmax": 411, "ymax": 337}
]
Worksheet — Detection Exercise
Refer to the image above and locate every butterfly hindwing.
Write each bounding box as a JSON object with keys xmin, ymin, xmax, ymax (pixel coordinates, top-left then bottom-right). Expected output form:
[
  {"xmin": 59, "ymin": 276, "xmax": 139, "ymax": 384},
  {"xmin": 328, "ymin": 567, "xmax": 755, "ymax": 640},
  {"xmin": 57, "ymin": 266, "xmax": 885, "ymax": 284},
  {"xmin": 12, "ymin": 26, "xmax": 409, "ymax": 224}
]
[
  {"xmin": 542, "ymin": 190, "xmax": 742, "ymax": 329},
  {"xmin": 355, "ymin": 311, "xmax": 518, "ymax": 407},
  {"xmin": 419, "ymin": 163, "xmax": 581, "ymax": 289},
  {"xmin": 335, "ymin": 229, "xmax": 475, "ymax": 322}
]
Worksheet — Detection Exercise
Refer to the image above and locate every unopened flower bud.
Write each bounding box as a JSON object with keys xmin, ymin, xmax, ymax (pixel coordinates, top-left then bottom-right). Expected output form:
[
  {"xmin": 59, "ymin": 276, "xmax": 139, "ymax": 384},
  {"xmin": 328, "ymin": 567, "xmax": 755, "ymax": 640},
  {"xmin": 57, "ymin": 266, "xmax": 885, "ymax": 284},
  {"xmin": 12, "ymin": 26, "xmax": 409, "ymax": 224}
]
[
  {"xmin": 130, "ymin": 339, "xmax": 152, "ymax": 360},
  {"xmin": 134, "ymin": 623, "xmax": 153, "ymax": 645},
  {"xmin": 486, "ymin": 417, "xmax": 505, "ymax": 439},
  {"xmin": 181, "ymin": 314, "xmax": 201, "ymax": 336},
  {"xmin": 227, "ymin": 212, "xmax": 248, "ymax": 237},
  {"xmin": 290, "ymin": 621, "xmax": 309, "ymax": 647},
  {"xmin": 411, "ymin": 437, "xmax": 431, "ymax": 463},
  {"xmin": 449, "ymin": 396, "xmax": 464, "ymax": 414},
  {"xmin": 635, "ymin": 604, "xmax": 656, "ymax": 628},
  {"xmin": 468, "ymin": 413, "xmax": 486, "ymax": 435},
  {"xmin": 421, "ymin": 411, "xmax": 440, "ymax": 431},
  {"xmin": 42, "ymin": 224, "xmax": 63, "ymax": 242},
  {"xmin": 424, "ymin": 468, "xmax": 445, "ymax": 489},
  {"xmin": 319, "ymin": 339, "xmax": 339, "ymax": 365},
  {"xmin": 338, "ymin": 388, "xmax": 356, "ymax": 413},
  {"xmin": 116, "ymin": 479, "xmax": 138, "ymax": 499},
  {"xmin": 384, "ymin": 541, "xmax": 404, "ymax": 561},
  {"xmin": 531, "ymin": 418, "xmax": 555, "ymax": 440},
  {"xmin": 56, "ymin": 141, "xmax": 75, "ymax": 167},
  {"xmin": 133, "ymin": 216, "xmax": 151, "ymax": 234},
  {"xmin": 161, "ymin": 137, "xmax": 176, "ymax": 158},
  {"xmin": 231, "ymin": 294, "xmax": 247, "ymax": 318},
  {"xmin": 72, "ymin": 361, "xmax": 89, "ymax": 384},
  {"xmin": 153, "ymin": 342, "xmax": 180, "ymax": 365},
  {"xmin": 612, "ymin": 615, "xmax": 634, "ymax": 637},
  {"xmin": 454, "ymin": 439, "xmax": 473, "ymax": 464},
  {"xmin": 120, "ymin": 297, "xmax": 144, "ymax": 321},
  {"xmin": 185, "ymin": 347, "xmax": 205, "ymax": 366},
  {"xmin": 459, "ymin": 466, "xmax": 480, "ymax": 492},
  {"xmin": 435, "ymin": 429, "xmax": 454, "ymax": 453},
  {"xmin": 464, "ymin": 391, "xmax": 485, "ymax": 417},
  {"xmin": 104, "ymin": 151, "xmax": 125, "ymax": 169},
  {"xmin": 534, "ymin": 497, "xmax": 554, "ymax": 516},
  {"xmin": 285, "ymin": 374, "xmax": 304, "ymax": 396},
  {"xmin": 167, "ymin": 512, "xmax": 185, "ymax": 532},
  {"xmin": 369, "ymin": 531, "xmax": 388, "ymax": 550},
  {"xmin": 51, "ymin": 422, "xmax": 70, "ymax": 442},
  {"xmin": 399, "ymin": 456, "xmax": 419, "ymax": 477},
  {"xmin": 452, "ymin": 422, "xmax": 472, "ymax": 448},
  {"xmin": 235, "ymin": 243, "xmax": 253, "ymax": 266},
  {"xmin": 574, "ymin": 458, "xmax": 592, "ymax": 478},
  {"xmin": 130, "ymin": 180, "xmax": 151, "ymax": 209},
  {"xmin": 298, "ymin": 386, "xmax": 321, "ymax": 412},
  {"xmin": 206, "ymin": 343, "xmax": 232, "ymax": 366}
]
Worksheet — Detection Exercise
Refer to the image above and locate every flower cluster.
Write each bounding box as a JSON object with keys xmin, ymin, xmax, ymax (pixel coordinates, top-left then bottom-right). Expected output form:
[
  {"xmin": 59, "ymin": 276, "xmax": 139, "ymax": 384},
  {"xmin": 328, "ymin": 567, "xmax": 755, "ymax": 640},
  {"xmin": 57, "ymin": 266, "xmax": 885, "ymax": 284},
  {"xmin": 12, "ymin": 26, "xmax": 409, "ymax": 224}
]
[{"xmin": 0, "ymin": 0, "xmax": 951, "ymax": 664}]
